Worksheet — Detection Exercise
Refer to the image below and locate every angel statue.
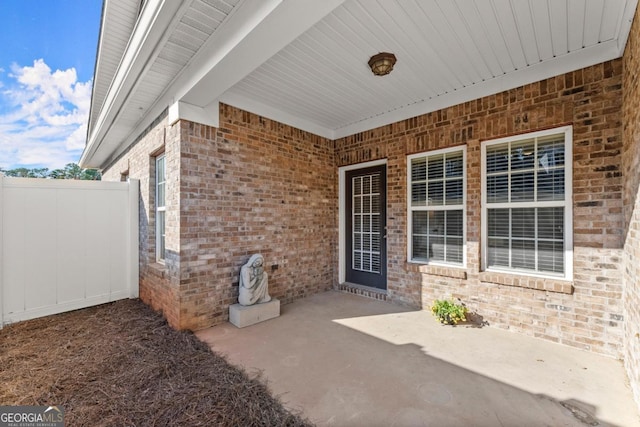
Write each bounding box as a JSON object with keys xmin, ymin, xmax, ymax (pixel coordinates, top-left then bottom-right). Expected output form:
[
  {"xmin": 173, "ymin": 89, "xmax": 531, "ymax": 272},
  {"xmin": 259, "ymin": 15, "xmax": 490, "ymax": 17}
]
[{"xmin": 238, "ymin": 254, "xmax": 271, "ymax": 306}]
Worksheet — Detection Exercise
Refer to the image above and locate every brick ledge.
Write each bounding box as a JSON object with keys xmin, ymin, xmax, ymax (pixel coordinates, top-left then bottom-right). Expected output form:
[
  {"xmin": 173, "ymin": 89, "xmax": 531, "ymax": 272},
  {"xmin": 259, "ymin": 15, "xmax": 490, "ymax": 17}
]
[
  {"xmin": 405, "ymin": 263, "xmax": 467, "ymax": 279},
  {"xmin": 479, "ymin": 271, "xmax": 573, "ymax": 294},
  {"xmin": 337, "ymin": 283, "xmax": 387, "ymax": 301},
  {"xmin": 147, "ymin": 262, "xmax": 168, "ymax": 278}
]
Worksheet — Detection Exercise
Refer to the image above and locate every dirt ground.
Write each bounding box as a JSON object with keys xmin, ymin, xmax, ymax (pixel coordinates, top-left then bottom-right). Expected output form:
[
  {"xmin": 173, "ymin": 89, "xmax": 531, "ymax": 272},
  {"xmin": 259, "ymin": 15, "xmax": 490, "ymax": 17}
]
[{"xmin": 0, "ymin": 299, "xmax": 312, "ymax": 427}]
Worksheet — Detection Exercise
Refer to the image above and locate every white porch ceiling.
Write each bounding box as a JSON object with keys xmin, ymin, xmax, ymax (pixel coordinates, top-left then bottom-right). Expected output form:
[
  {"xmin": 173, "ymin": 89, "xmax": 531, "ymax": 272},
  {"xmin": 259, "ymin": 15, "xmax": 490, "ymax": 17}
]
[
  {"xmin": 220, "ymin": 0, "xmax": 635, "ymax": 139},
  {"xmin": 83, "ymin": 0, "xmax": 637, "ymax": 169}
]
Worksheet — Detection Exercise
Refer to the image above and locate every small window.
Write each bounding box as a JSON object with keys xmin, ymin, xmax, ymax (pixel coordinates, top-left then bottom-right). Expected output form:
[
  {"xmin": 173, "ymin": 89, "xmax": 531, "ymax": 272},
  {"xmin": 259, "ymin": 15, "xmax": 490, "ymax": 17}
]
[
  {"xmin": 408, "ymin": 146, "xmax": 466, "ymax": 265},
  {"xmin": 482, "ymin": 126, "xmax": 573, "ymax": 278},
  {"xmin": 155, "ymin": 155, "xmax": 166, "ymax": 262}
]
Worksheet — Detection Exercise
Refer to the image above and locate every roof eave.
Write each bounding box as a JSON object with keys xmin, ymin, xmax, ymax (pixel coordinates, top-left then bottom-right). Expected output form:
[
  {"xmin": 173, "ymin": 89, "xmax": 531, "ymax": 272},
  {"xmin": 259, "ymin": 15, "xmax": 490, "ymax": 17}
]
[{"xmin": 80, "ymin": 0, "xmax": 185, "ymax": 169}]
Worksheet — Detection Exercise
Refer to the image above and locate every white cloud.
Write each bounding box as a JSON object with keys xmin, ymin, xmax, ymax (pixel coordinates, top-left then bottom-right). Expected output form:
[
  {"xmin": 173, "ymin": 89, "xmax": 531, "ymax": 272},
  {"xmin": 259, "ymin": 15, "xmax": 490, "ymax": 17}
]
[
  {"xmin": 0, "ymin": 59, "xmax": 91, "ymax": 170},
  {"xmin": 65, "ymin": 122, "xmax": 88, "ymax": 151}
]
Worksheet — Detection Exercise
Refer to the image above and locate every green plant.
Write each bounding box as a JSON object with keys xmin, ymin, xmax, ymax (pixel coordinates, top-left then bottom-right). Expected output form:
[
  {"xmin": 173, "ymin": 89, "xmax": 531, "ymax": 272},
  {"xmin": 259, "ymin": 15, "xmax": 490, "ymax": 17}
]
[{"xmin": 431, "ymin": 299, "xmax": 468, "ymax": 325}]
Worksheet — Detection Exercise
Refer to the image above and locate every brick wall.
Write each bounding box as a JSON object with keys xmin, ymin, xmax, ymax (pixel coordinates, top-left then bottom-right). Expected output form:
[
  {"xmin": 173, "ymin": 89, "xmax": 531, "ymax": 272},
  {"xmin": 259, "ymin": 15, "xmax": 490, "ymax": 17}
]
[
  {"xmin": 102, "ymin": 112, "xmax": 182, "ymax": 327},
  {"xmin": 104, "ymin": 105, "xmax": 336, "ymax": 330},
  {"xmin": 102, "ymin": 57, "xmax": 628, "ymax": 361},
  {"xmin": 176, "ymin": 104, "xmax": 336, "ymax": 329},
  {"xmin": 336, "ymin": 60, "xmax": 625, "ymax": 357},
  {"xmin": 622, "ymin": 4, "xmax": 640, "ymax": 410}
]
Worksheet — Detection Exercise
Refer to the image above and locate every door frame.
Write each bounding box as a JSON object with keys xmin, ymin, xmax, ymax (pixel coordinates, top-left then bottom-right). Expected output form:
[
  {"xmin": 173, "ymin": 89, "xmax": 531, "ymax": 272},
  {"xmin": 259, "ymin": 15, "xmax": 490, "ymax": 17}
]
[{"xmin": 338, "ymin": 159, "xmax": 387, "ymax": 284}]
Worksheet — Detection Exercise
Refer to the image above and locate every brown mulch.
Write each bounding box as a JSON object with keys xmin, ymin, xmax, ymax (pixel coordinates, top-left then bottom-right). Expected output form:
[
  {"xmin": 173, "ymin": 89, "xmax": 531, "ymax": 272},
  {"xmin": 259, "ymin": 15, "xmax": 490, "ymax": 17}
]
[{"xmin": 0, "ymin": 299, "xmax": 312, "ymax": 427}]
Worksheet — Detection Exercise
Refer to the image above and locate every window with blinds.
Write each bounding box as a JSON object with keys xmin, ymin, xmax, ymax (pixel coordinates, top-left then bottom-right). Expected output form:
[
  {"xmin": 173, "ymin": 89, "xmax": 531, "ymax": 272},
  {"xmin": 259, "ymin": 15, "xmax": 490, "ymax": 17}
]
[
  {"xmin": 408, "ymin": 147, "xmax": 465, "ymax": 265},
  {"xmin": 482, "ymin": 127, "xmax": 572, "ymax": 278},
  {"xmin": 155, "ymin": 154, "xmax": 166, "ymax": 263}
]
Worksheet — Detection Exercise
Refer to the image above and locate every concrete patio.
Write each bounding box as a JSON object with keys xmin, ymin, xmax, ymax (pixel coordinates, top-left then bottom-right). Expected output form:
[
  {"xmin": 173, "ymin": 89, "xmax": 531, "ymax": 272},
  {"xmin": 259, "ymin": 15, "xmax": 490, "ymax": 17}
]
[{"xmin": 196, "ymin": 291, "xmax": 640, "ymax": 427}]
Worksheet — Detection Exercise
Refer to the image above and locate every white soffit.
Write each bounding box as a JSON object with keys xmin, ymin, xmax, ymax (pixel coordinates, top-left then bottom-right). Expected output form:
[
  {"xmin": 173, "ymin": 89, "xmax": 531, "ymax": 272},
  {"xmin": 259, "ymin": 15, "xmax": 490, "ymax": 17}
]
[
  {"xmin": 88, "ymin": 0, "xmax": 140, "ymax": 137},
  {"xmin": 220, "ymin": 0, "xmax": 638, "ymax": 139},
  {"xmin": 100, "ymin": 0, "xmax": 243, "ymax": 161},
  {"xmin": 83, "ymin": 0, "xmax": 243, "ymax": 168},
  {"xmin": 83, "ymin": 0, "xmax": 346, "ymax": 168},
  {"xmin": 85, "ymin": 0, "xmax": 638, "ymax": 169}
]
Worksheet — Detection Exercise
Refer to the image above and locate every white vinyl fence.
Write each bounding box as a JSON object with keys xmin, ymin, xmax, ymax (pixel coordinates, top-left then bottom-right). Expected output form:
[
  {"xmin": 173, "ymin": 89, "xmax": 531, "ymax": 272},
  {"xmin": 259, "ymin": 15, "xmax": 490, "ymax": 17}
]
[{"xmin": 0, "ymin": 174, "xmax": 139, "ymax": 326}]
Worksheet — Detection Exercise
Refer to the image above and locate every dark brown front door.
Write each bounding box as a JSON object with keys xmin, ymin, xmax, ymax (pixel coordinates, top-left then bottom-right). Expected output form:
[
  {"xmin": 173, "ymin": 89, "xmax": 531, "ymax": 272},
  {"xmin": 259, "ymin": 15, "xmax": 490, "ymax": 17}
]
[{"xmin": 346, "ymin": 165, "xmax": 387, "ymax": 290}]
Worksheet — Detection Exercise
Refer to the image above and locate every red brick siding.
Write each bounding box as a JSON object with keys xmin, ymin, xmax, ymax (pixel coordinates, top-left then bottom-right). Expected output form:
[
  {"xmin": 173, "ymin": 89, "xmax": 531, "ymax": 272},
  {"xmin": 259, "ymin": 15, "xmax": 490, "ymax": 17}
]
[
  {"xmin": 623, "ymin": 4, "xmax": 640, "ymax": 410},
  {"xmin": 102, "ymin": 114, "xmax": 182, "ymax": 327},
  {"xmin": 335, "ymin": 60, "xmax": 624, "ymax": 357},
  {"xmin": 104, "ymin": 105, "xmax": 336, "ymax": 330},
  {"xmin": 102, "ymin": 59, "xmax": 629, "ymax": 363},
  {"xmin": 176, "ymin": 105, "xmax": 336, "ymax": 329}
]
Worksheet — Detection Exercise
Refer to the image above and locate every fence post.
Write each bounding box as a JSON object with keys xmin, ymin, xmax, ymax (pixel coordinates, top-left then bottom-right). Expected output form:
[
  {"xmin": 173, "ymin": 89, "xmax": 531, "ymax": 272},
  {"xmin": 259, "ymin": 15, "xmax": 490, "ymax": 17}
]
[
  {"xmin": 128, "ymin": 179, "xmax": 140, "ymax": 298},
  {"xmin": 0, "ymin": 173, "xmax": 4, "ymax": 327}
]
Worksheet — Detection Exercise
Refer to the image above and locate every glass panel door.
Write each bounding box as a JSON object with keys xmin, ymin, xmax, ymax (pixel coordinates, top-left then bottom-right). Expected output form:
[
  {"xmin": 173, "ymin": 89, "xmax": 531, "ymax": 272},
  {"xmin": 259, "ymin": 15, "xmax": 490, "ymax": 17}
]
[{"xmin": 346, "ymin": 165, "xmax": 387, "ymax": 289}]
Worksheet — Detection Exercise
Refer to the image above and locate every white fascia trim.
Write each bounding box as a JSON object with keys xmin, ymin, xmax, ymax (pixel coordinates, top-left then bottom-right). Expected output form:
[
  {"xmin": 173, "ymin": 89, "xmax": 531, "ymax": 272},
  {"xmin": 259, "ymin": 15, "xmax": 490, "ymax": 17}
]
[
  {"xmin": 219, "ymin": 91, "xmax": 334, "ymax": 139},
  {"xmin": 173, "ymin": 0, "xmax": 284, "ymax": 105},
  {"xmin": 338, "ymin": 159, "xmax": 387, "ymax": 284},
  {"xmin": 168, "ymin": 100, "xmax": 219, "ymax": 128},
  {"xmin": 616, "ymin": 0, "xmax": 639, "ymax": 55},
  {"xmin": 88, "ymin": 0, "xmax": 345, "ymax": 169},
  {"xmin": 88, "ymin": 0, "xmax": 139, "ymax": 138},
  {"xmin": 332, "ymin": 40, "xmax": 622, "ymax": 140},
  {"xmin": 82, "ymin": 0, "xmax": 282, "ymax": 169},
  {"xmin": 87, "ymin": 0, "xmax": 113, "ymax": 138},
  {"xmin": 181, "ymin": 0, "xmax": 346, "ymax": 107},
  {"xmin": 80, "ymin": 0, "xmax": 188, "ymax": 168}
]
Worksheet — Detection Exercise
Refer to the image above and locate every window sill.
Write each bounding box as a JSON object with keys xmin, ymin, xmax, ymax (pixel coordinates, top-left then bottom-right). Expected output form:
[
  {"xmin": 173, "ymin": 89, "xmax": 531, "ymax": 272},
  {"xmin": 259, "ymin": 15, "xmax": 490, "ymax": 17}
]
[
  {"xmin": 406, "ymin": 262, "xmax": 467, "ymax": 279},
  {"xmin": 148, "ymin": 262, "xmax": 168, "ymax": 277},
  {"xmin": 479, "ymin": 271, "xmax": 573, "ymax": 294}
]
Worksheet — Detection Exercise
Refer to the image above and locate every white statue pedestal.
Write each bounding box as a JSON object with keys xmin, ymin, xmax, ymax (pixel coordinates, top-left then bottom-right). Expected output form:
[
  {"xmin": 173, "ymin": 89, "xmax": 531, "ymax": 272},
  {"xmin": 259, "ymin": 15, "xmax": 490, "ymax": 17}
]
[{"xmin": 229, "ymin": 299, "xmax": 280, "ymax": 328}]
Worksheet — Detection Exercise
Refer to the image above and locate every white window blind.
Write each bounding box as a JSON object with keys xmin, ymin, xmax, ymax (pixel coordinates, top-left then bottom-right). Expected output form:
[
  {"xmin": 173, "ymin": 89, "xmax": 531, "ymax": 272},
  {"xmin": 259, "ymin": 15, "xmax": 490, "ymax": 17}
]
[
  {"xmin": 483, "ymin": 127, "xmax": 572, "ymax": 277},
  {"xmin": 156, "ymin": 154, "xmax": 166, "ymax": 262},
  {"xmin": 408, "ymin": 147, "xmax": 465, "ymax": 265},
  {"xmin": 352, "ymin": 173, "xmax": 382, "ymax": 273}
]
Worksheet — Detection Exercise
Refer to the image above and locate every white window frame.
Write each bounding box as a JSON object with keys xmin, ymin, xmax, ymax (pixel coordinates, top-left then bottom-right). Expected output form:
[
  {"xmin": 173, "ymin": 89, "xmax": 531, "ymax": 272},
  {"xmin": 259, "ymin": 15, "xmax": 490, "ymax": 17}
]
[
  {"xmin": 481, "ymin": 126, "xmax": 573, "ymax": 280},
  {"xmin": 338, "ymin": 159, "xmax": 387, "ymax": 284},
  {"xmin": 155, "ymin": 154, "xmax": 166, "ymax": 263},
  {"xmin": 407, "ymin": 145, "xmax": 467, "ymax": 267}
]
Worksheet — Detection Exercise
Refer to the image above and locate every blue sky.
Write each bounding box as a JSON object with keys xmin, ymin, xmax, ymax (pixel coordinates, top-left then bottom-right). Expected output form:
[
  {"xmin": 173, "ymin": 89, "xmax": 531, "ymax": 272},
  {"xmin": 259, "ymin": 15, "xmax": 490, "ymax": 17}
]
[{"xmin": 0, "ymin": 1, "xmax": 102, "ymax": 170}]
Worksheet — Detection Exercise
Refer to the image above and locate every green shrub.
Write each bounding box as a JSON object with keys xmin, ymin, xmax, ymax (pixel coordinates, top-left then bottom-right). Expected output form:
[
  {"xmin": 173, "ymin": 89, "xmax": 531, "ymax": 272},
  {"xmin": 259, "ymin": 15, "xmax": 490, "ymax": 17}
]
[{"xmin": 431, "ymin": 299, "xmax": 468, "ymax": 325}]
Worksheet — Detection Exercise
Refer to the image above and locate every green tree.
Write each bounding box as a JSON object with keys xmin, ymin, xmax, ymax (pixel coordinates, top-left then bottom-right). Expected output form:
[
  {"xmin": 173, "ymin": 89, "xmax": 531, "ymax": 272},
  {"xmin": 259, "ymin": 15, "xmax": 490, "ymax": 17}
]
[
  {"xmin": 50, "ymin": 163, "xmax": 81, "ymax": 179},
  {"xmin": 80, "ymin": 168, "xmax": 101, "ymax": 181},
  {"xmin": 50, "ymin": 163, "xmax": 101, "ymax": 180},
  {"xmin": 0, "ymin": 167, "xmax": 49, "ymax": 178},
  {"xmin": 1, "ymin": 163, "xmax": 101, "ymax": 180}
]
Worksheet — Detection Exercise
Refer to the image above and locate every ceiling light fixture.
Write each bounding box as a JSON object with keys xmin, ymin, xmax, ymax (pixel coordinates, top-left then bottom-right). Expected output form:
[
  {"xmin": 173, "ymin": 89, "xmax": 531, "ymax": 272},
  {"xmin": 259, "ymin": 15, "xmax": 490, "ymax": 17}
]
[{"xmin": 368, "ymin": 52, "xmax": 397, "ymax": 76}]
